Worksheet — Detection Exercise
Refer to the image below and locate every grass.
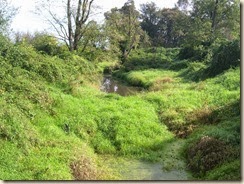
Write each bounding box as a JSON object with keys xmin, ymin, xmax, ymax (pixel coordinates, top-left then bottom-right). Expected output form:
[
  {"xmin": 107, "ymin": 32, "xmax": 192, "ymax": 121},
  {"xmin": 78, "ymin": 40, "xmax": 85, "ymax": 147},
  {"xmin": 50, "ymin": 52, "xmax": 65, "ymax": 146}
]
[
  {"xmin": 0, "ymin": 39, "xmax": 240, "ymax": 180},
  {"xmin": 52, "ymin": 86, "xmax": 175, "ymax": 160},
  {"xmin": 114, "ymin": 61, "xmax": 240, "ymax": 179},
  {"xmin": 114, "ymin": 69, "xmax": 179, "ymax": 90}
]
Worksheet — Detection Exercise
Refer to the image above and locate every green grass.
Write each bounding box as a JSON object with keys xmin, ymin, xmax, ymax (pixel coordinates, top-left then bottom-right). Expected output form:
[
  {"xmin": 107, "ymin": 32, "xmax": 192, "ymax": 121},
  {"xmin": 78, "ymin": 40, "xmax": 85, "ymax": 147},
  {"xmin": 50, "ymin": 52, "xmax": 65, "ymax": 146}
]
[
  {"xmin": 0, "ymin": 42, "xmax": 177, "ymax": 179},
  {"xmin": 51, "ymin": 86, "xmax": 175, "ymax": 160},
  {"xmin": 114, "ymin": 69, "xmax": 179, "ymax": 90},
  {"xmin": 117, "ymin": 66, "xmax": 240, "ymax": 179},
  {"xmin": 0, "ymin": 39, "xmax": 240, "ymax": 180}
]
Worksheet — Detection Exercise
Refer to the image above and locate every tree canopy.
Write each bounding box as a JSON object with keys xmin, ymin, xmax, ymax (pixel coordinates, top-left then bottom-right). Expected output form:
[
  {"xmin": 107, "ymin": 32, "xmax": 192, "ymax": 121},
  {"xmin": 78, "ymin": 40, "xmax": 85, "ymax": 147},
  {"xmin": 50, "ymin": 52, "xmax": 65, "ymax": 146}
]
[
  {"xmin": 105, "ymin": 0, "xmax": 148, "ymax": 62},
  {"xmin": 0, "ymin": 0, "xmax": 17, "ymax": 34}
]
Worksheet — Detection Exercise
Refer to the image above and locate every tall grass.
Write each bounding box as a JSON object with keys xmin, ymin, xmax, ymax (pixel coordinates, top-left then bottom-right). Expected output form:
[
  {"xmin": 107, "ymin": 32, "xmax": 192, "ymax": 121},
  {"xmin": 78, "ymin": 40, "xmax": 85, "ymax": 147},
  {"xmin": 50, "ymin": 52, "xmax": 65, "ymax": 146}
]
[
  {"xmin": 0, "ymin": 40, "xmax": 177, "ymax": 179},
  {"xmin": 0, "ymin": 37, "xmax": 240, "ymax": 180}
]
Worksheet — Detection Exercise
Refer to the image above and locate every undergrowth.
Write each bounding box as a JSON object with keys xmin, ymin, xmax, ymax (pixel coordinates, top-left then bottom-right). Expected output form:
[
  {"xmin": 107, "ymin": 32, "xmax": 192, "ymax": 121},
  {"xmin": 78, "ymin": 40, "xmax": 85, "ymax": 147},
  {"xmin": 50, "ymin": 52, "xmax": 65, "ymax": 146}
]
[{"xmin": 0, "ymin": 37, "xmax": 240, "ymax": 180}]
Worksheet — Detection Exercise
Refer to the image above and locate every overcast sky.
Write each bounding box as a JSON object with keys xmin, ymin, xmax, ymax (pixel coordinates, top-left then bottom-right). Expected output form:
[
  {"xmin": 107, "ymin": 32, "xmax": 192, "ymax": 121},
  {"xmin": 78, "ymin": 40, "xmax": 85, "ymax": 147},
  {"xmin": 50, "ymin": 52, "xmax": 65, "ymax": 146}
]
[{"xmin": 10, "ymin": 0, "xmax": 178, "ymax": 33}]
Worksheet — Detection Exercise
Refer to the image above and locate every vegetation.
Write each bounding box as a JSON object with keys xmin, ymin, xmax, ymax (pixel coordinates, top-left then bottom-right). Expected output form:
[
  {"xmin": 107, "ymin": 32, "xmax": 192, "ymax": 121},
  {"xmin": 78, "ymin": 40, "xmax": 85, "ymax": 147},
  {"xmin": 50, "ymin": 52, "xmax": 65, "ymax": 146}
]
[
  {"xmin": 35, "ymin": 0, "xmax": 95, "ymax": 51},
  {"xmin": 0, "ymin": 0, "xmax": 17, "ymax": 34},
  {"xmin": 0, "ymin": 0, "xmax": 240, "ymax": 181}
]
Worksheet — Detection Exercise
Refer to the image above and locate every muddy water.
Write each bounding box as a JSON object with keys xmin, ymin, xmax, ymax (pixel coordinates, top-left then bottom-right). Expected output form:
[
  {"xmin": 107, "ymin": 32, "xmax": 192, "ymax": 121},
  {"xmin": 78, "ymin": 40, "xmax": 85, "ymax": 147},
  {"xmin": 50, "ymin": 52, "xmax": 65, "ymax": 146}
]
[
  {"xmin": 102, "ymin": 140, "xmax": 191, "ymax": 180},
  {"xmin": 100, "ymin": 75, "xmax": 142, "ymax": 96},
  {"xmin": 107, "ymin": 158, "xmax": 189, "ymax": 180}
]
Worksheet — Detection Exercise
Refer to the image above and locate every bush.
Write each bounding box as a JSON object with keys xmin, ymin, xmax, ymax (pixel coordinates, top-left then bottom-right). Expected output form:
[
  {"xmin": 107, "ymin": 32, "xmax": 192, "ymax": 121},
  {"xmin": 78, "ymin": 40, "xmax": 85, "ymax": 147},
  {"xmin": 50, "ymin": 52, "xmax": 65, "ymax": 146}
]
[
  {"xmin": 187, "ymin": 136, "xmax": 236, "ymax": 175},
  {"xmin": 27, "ymin": 33, "xmax": 60, "ymax": 56},
  {"xmin": 179, "ymin": 62, "xmax": 207, "ymax": 81},
  {"xmin": 204, "ymin": 160, "xmax": 241, "ymax": 180},
  {"xmin": 169, "ymin": 60, "xmax": 188, "ymax": 71},
  {"xmin": 178, "ymin": 44, "xmax": 209, "ymax": 61},
  {"xmin": 123, "ymin": 47, "xmax": 176, "ymax": 71},
  {"xmin": 206, "ymin": 39, "xmax": 240, "ymax": 77},
  {"xmin": 70, "ymin": 155, "xmax": 98, "ymax": 180}
]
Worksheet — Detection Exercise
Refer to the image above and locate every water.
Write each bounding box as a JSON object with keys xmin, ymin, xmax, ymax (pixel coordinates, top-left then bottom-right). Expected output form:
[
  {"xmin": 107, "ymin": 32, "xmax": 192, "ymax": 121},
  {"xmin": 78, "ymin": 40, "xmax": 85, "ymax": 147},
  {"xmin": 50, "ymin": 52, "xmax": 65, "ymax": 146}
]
[
  {"xmin": 99, "ymin": 76, "xmax": 191, "ymax": 180},
  {"xmin": 103, "ymin": 157, "xmax": 189, "ymax": 180},
  {"xmin": 100, "ymin": 75, "xmax": 141, "ymax": 96},
  {"xmin": 101, "ymin": 140, "xmax": 191, "ymax": 180}
]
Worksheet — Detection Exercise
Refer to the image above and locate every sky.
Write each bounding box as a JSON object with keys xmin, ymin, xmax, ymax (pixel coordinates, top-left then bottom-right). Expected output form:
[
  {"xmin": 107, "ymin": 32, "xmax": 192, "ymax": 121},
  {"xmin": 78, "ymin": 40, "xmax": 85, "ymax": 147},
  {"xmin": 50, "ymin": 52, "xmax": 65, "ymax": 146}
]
[{"xmin": 10, "ymin": 0, "xmax": 178, "ymax": 33}]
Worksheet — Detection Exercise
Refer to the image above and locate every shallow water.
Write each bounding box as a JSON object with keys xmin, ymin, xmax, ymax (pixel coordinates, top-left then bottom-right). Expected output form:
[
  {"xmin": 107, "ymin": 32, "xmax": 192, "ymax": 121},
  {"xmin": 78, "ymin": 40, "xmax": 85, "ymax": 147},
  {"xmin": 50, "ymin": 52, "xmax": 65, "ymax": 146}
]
[
  {"xmin": 100, "ymin": 75, "xmax": 141, "ymax": 96},
  {"xmin": 102, "ymin": 139, "xmax": 191, "ymax": 180},
  {"xmin": 104, "ymin": 157, "xmax": 189, "ymax": 180}
]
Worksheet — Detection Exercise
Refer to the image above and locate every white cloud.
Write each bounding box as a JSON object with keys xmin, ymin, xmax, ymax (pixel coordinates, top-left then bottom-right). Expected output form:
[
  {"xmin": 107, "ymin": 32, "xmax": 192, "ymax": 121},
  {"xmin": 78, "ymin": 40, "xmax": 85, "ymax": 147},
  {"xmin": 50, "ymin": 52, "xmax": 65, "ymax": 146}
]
[{"xmin": 10, "ymin": 0, "xmax": 178, "ymax": 33}]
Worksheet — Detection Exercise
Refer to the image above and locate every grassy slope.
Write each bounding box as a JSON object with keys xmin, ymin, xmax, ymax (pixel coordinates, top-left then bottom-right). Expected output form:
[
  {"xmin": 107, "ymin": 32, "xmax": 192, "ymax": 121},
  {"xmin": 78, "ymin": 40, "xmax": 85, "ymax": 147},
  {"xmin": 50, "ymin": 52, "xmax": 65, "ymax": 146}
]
[
  {"xmin": 0, "ymin": 42, "xmax": 175, "ymax": 180},
  {"xmin": 114, "ymin": 48, "xmax": 240, "ymax": 180},
  {"xmin": 0, "ymin": 40, "xmax": 240, "ymax": 180}
]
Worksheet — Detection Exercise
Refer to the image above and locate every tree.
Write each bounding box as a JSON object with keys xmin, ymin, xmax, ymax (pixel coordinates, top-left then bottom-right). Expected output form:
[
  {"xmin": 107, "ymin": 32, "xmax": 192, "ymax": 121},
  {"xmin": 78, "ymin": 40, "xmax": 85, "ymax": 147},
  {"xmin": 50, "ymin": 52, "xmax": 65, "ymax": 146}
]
[
  {"xmin": 0, "ymin": 0, "xmax": 17, "ymax": 34},
  {"xmin": 157, "ymin": 8, "xmax": 188, "ymax": 47},
  {"xmin": 36, "ymin": 0, "xmax": 95, "ymax": 52},
  {"xmin": 78, "ymin": 21, "xmax": 107, "ymax": 53},
  {"xmin": 140, "ymin": 3, "xmax": 189, "ymax": 48},
  {"xmin": 186, "ymin": 0, "xmax": 240, "ymax": 44},
  {"xmin": 140, "ymin": 2, "xmax": 160, "ymax": 46},
  {"xmin": 178, "ymin": 0, "xmax": 240, "ymax": 61},
  {"xmin": 105, "ymin": 0, "xmax": 147, "ymax": 62},
  {"xmin": 176, "ymin": 0, "xmax": 190, "ymax": 12}
]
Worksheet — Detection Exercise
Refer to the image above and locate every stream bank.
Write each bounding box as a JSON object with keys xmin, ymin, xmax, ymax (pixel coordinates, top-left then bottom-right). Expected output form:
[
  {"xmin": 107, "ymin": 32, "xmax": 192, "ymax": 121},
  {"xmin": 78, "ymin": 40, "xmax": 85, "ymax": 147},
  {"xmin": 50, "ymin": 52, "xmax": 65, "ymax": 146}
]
[
  {"xmin": 99, "ymin": 139, "xmax": 191, "ymax": 180},
  {"xmin": 97, "ymin": 74, "xmax": 192, "ymax": 180}
]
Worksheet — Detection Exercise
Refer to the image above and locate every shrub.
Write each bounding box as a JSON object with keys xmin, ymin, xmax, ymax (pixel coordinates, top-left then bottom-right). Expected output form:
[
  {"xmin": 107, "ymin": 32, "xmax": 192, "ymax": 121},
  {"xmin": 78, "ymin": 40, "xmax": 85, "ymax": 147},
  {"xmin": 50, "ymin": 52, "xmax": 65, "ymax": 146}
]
[
  {"xmin": 169, "ymin": 60, "xmax": 188, "ymax": 71},
  {"xmin": 178, "ymin": 44, "xmax": 209, "ymax": 61},
  {"xmin": 70, "ymin": 155, "xmax": 98, "ymax": 180},
  {"xmin": 179, "ymin": 62, "xmax": 207, "ymax": 81},
  {"xmin": 206, "ymin": 39, "xmax": 240, "ymax": 77},
  {"xmin": 204, "ymin": 160, "xmax": 241, "ymax": 180},
  {"xmin": 28, "ymin": 33, "xmax": 60, "ymax": 56},
  {"xmin": 187, "ymin": 136, "xmax": 236, "ymax": 175},
  {"xmin": 37, "ymin": 59, "xmax": 63, "ymax": 83}
]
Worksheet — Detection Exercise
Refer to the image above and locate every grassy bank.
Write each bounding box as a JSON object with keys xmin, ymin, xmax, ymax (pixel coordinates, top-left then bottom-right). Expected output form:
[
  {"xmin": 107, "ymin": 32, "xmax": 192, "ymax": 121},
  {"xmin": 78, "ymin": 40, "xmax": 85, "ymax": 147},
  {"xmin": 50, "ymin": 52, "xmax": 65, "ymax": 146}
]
[
  {"xmin": 0, "ymin": 36, "xmax": 240, "ymax": 180},
  {"xmin": 112, "ymin": 47, "xmax": 240, "ymax": 180},
  {"xmin": 0, "ymin": 39, "xmax": 175, "ymax": 180}
]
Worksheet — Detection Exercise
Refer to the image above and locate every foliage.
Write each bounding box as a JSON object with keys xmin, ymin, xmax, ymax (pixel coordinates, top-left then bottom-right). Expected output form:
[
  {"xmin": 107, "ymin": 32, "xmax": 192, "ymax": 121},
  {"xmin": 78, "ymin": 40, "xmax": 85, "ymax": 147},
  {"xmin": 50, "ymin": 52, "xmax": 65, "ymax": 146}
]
[
  {"xmin": 121, "ymin": 47, "xmax": 179, "ymax": 71},
  {"xmin": 178, "ymin": 62, "xmax": 207, "ymax": 82},
  {"xmin": 178, "ymin": 43, "xmax": 210, "ymax": 61},
  {"xmin": 105, "ymin": 0, "xmax": 148, "ymax": 62},
  {"xmin": 156, "ymin": 8, "xmax": 188, "ymax": 47},
  {"xmin": 140, "ymin": 3, "xmax": 188, "ymax": 47},
  {"xmin": 140, "ymin": 2, "xmax": 160, "ymax": 46},
  {"xmin": 204, "ymin": 160, "xmax": 241, "ymax": 180},
  {"xmin": 206, "ymin": 39, "xmax": 240, "ymax": 77},
  {"xmin": 183, "ymin": 0, "xmax": 240, "ymax": 45},
  {"xmin": 177, "ymin": 0, "xmax": 240, "ymax": 67},
  {"xmin": 0, "ymin": 0, "xmax": 17, "ymax": 34},
  {"xmin": 35, "ymin": 0, "xmax": 95, "ymax": 51},
  {"xmin": 77, "ymin": 21, "xmax": 108, "ymax": 56},
  {"xmin": 28, "ymin": 33, "xmax": 60, "ymax": 56},
  {"xmin": 0, "ymin": 4, "xmax": 241, "ymax": 179},
  {"xmin": 187, "ymin": 136, "xmax": 237, "ymax": 175}
]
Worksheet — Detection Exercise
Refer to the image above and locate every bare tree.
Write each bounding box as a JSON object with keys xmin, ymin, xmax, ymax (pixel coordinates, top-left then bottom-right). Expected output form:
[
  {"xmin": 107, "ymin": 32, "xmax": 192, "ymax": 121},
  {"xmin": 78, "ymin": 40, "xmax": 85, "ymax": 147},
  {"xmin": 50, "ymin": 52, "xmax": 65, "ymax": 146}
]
[
  {"xmin": 36, "ymin": 0, "xmax": 95, "ymax": 51},
  {"xmin": 0, "ymin": 0, "xmax": 18, "ymax": 34}
]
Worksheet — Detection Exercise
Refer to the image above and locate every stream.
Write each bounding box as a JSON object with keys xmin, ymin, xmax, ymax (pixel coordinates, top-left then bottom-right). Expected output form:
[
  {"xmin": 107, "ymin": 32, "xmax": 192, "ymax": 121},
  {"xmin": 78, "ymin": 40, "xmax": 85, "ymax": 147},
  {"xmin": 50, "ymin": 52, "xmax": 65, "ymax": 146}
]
[
  {"xmin": 99, "ymin": 75, "xmax": 191, "ymax": 180},
  {"xmin": 100, "ymin": 75, "xmax": 142, "ymax": 96},
  {"xmin": 105, "ymin": 157, "xmax": 189, "ymax": 180}
]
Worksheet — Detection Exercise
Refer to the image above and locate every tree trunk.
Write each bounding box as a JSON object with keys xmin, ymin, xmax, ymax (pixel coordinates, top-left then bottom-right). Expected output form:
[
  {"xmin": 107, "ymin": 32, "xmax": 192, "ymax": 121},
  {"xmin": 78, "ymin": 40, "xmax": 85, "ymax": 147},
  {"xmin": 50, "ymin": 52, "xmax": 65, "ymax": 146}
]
[
  {"xmin": 67, "ymin": 0, "xmax": 74, "ymax": 51},
  {"xmin": 67, "ymin": 0, "xmax": 94, "ymax": 51},
  {"xmin": 211, "ymin": 0, "xmax": 219, "ymax": 34}
]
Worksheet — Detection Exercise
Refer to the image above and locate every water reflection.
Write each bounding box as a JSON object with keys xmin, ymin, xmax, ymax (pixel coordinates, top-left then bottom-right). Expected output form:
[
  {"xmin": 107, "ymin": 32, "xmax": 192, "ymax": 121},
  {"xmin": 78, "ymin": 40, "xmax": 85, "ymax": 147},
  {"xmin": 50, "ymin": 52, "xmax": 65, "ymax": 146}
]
[{"xmin": 100, "ymin": 75, "xmax": 141, "ymax": 96}]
